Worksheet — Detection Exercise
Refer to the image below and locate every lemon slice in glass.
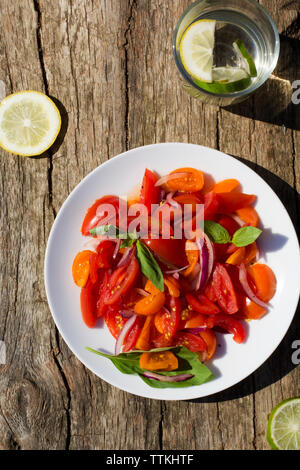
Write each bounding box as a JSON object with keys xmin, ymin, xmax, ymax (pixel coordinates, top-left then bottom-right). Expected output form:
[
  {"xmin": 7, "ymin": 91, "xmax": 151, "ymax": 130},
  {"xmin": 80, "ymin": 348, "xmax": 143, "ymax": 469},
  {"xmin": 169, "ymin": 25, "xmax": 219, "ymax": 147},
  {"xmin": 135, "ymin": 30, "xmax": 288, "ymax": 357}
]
[
  {"xmin": 180, "ymin": 20, "xmax": 216, "ymax": 82},
  {"xmin": 267, "ymin": 398, "xmax": 300, "ymax": 450},
  {"xmin": 233, "ymin": 39, "xmax": 257, "ymax": 78},
  {"xmin": 194, "ymin": 66, "xmax": 251, "ymax": 94},
  {"xmin": 0, "ymin": 91, "xmax": 61, "ymax": 156}
]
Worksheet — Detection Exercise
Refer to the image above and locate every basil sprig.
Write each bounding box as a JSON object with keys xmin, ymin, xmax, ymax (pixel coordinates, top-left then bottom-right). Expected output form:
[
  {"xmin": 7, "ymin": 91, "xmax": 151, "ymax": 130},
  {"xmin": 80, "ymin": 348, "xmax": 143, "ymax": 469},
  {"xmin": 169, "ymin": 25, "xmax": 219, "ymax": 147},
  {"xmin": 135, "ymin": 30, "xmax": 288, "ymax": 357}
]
[
  {"xmin": 90, "ymin": 225, "xmax": 164, "ymax": 292},
  {"xmin": 86, "ymin": 346, "xmax": 214, "ymax": 389},
  {"xmin": 136, "ymin": 240, "xmax": 164, "ymax": 292},
  {"xmin": 204, "ymin": 220, "xmax": 262, "ymax": 247}
]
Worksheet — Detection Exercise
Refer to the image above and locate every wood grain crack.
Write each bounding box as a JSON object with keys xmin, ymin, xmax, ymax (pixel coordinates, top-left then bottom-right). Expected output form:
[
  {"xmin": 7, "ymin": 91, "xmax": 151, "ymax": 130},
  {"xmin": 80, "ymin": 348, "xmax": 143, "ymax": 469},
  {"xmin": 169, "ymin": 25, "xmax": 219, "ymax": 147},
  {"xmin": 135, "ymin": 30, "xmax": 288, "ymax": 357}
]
[
  {"xmin": 158, "ymin": 401, "xmax": 165, "ymax": 450},
  {"xmin": 124, "ymin": 0, "xmax": 137, "ymax": 150},
  {"xmin": 33, "ymin": 0, "xmax": 56, "ymax": 219},
  {"xmin": 51, "ymin": 327, "xmax": 71, "ymax": 450},
  {"xmin": 216, "ymin": 402, "xmax": 224, "ymax": 450}
]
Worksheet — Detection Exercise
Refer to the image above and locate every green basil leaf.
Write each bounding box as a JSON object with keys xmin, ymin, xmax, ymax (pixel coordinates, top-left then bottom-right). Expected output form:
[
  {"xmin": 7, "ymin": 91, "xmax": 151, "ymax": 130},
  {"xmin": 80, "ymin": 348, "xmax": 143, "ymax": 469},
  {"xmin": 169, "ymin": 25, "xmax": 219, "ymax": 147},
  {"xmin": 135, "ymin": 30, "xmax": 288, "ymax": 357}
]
[
  {"xmin": 232, "ymin": 226, "xmax": 262, "ymax": 247},
  {"xmin": 140, "ymin": 347, "xmax": 214, "ymax": 388},
  {"xmin": 204, "ymin": 220, "xmax": 231, "ymax": 244},
  {"xmin": 135, "ymin": 240, "xmax": 164, "ymax": 292},
  {"xmin": 86, "ymin": 346, "xmax": 214, "ymax": 389}
]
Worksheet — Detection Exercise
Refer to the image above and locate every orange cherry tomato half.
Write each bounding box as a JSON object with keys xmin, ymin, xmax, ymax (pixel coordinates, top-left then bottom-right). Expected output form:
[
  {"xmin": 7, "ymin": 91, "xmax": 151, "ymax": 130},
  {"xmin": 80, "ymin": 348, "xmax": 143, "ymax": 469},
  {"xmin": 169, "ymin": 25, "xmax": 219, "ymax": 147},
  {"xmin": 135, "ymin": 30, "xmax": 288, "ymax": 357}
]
[
  {"xmin": 72, "ymin": 250, "xmax": 94, "ymax": 287},
  {"xmin": 184, "ymin": 240, "xmax": 199, "ymax": 277},
  {"xmin": 226, "ymin": 246, "xmax": 246, "ymax": 265},
  {"xmin": 199, "ymin": 330, "xmax": 217, "ymax": 360},
  {"xmin": 134, "ymin": 292, "xmax": 166, "ymax": 315},
  {"xmin": 247, "ymin": 263, "xmax": 276, "ymax": 303},
  {"xmin": 236, "ymin": 206, "xmax": 259, "ymax": 227},
  {"xmin": 173, "ymin": 193, "xmax": 203, "ymax": 213},
  {"xmin": 139, "ymin": 351, "xmax": 178, "ymax": 371},
  {"xmin": 242, "ymin": 298, "xmax": 267, "ymax": 320},
  {"xmin": 135, "ymin": 316, "xmax": 153, "ymax": 350},
  {"xmin": 145, "ymin": 279, "xmax": 161, "ymax": 295},
  {"xmin": 165, "ymin": 167, "xmax": 204, "ymax": 192},
  {"xmin": 243, "ymin": 242, "xmax": 258, "ymax": 266},
  {"xmin": 213, "ymin": 178, "xmax": 240, "ymax": 193},
  {"xmin": 164, "ymin": 276, "xmax": 180, "ymax": 297}
]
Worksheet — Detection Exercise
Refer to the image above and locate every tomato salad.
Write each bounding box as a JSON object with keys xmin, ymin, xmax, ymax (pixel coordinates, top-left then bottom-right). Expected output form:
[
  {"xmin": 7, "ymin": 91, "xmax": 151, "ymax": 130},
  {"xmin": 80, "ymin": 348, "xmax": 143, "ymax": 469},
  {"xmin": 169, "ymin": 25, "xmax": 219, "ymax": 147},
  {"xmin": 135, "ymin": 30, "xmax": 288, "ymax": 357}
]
[{"xmin": 72, "ymin": 168, "xmax": 276, "ymax": 388}]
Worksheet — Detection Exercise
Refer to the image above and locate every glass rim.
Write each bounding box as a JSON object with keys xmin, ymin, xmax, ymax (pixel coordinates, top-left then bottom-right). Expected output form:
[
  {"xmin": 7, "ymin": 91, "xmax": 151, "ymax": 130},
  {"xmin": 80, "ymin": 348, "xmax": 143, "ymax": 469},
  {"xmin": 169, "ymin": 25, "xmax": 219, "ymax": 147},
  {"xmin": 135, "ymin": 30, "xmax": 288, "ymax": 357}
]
[{"xmin": 172, "ymin": 0, "xmax": 280, "ymax": 99}]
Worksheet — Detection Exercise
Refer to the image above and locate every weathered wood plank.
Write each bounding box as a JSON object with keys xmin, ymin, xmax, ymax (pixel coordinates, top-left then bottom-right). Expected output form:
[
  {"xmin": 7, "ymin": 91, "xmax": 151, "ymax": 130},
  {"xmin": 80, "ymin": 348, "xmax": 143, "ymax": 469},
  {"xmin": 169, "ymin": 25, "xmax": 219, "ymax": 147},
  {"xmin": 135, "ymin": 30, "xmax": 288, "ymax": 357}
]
[
  {"xmin": 0, "ymin": 0, "xmax": 69, "ymax": 450},
  {"xmin": 38, "ymin": 0, "xmax": 162, "ymax": 450},
  {"xmin": 0, "ymin": 0, "xmax": 299, "ymax": 451}
]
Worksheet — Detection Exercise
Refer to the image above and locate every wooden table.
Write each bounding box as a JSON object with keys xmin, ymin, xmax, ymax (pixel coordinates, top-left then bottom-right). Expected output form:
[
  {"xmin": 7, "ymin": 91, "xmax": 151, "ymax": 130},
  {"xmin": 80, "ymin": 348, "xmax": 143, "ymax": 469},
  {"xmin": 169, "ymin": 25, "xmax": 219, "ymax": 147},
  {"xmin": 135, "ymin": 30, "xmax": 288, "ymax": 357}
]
[{"xmin": 0, "ymin": 0, "xmax": 299, "ymax": 450}]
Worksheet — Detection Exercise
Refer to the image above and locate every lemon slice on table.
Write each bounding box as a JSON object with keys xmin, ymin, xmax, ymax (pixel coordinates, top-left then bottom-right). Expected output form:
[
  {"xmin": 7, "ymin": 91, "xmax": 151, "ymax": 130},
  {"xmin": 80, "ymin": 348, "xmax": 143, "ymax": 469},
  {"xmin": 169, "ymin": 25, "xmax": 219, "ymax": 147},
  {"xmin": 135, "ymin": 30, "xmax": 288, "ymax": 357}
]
[
  {"xmin": 0, "ymin": 91, "xmax": 61, "ymax": 156},
  {"xmin": 233, "ymin": 39, "xmax": 257, "ymax": 78},
  {"xmin": 267, "ymin": 398, "xmax": 300, "ymax": 450},
  {"xmin": 180, "ymin": 20, "xmax": 216, "ymax": 82},
  {"xmin": 194, "ymin": 66, "xmax": 251, "ymax": 94}
]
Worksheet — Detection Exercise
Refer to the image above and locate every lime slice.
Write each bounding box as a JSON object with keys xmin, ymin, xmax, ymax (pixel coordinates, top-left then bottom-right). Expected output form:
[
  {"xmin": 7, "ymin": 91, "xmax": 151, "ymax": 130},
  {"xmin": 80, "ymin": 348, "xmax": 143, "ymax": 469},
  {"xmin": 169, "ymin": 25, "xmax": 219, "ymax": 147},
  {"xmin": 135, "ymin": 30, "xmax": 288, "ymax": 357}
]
[
  {"xmin": 267, "ymin": 398, "xmax": 300, "ymax": 450},
  {"xmin": 180, "ymin": 20, "xmax": 216, "ymax": 82},
  {"xmin": 233, "ymin": 39, "xmax": 257, "ymax": 78},
  {"xmin": 194, "ymin": 66, "xmax": 251, "ymax": 94},
  {"xmin": 0, "ymin": 91, "xmax": 61, "ymax": 156}
]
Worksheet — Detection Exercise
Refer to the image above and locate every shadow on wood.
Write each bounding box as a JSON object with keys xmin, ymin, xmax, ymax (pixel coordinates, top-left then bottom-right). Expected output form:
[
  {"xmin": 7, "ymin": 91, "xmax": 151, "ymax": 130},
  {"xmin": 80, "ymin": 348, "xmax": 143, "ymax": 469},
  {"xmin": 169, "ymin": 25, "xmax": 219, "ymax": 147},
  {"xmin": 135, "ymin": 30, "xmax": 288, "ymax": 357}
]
[
  {"xmin": 223, "ymin": 32, "xmax": 300, "ymax": 130},
  {"xmin": 188, "ymin": 159, "xmax": 300, "ymax": 403}
]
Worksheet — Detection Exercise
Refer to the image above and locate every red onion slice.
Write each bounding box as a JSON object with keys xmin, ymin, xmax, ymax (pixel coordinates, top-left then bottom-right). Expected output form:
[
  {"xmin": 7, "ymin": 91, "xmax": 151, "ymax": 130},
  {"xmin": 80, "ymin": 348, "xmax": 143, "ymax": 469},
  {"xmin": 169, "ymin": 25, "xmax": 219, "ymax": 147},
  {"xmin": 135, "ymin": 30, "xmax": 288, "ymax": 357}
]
[
  {"xmin": 113, "ymin": 239, "xmax": 121, "ymax": 259},
  {"xmin": 116, "ymin": 245, "xmax": 135, "ymax": 268},
  {"xmin": 190, "ymin": 237, "xmax": 209, "ymax": 291},
  {"xmin": 135, "ymin": 288, "xmax": 148, "ymax": 297},
  {"xmin": 182, "ymin": 327, "xmax": 206, "ymax": 334},
  {"xmin": 239, "ymin": 263, "xmax": 269, "ymax": 309},
  {"xmin": 166, "ymin": 191, "xmax": 180, "ymax": 209},
  {"xmin": 204, "ymin": 233, "xmax": 215, "ymax": 281},
  {"xmin": 120, "ymin": 309, "xmax": 136, "ymax": 318},
  {"xmin": 142, "ymin": 371, "xmax": 194, "ymax": 382},
  {"xmin": 155, "ymin": 172, "xmax": 190, "ymax": 187},
  {"xmin": 230, "ymin": 213, "xmax": 245, "ymax": 227},
  {"xmin": 83, "ymin": 237, "xmax": 102, "ymax": 251},
  {"xmin": 115, "ymin": 314, "xmax": 137, "ymax": 355},
  {"xmin": 164, "ymin": 265, "xmax": 189, "ymax": 275}
]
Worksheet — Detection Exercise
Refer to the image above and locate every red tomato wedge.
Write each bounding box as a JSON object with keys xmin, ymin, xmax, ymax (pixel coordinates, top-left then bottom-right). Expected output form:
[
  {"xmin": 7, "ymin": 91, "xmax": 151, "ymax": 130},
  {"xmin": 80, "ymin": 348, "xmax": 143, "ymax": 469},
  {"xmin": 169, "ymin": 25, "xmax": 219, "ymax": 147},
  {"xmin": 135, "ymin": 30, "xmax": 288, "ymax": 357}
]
[
  {"xmin": 104, "ymin": 255, "xmax": 139, "ymax": 305},
  {"xmin": 217, "ymin": 193, "xmax": 256, "ymax": 212},
  {"xmin": 210, "ymin": 314, "xmax": 246, "ymax": 343},
  {"xmin": 123, "ymin": 317, "xmax": 143, "ymax": 352},
  {"xmin": 185, "ymin": 293, "xmax": 220, "ymax": 315},
  {"xmin": 143, "ymin": 238, "xmax": 188, "ymax": 267},
  {"xmin": 104, "ymin": 306, "xmax": 127, "ymax": 339},
  {"xmin": 212, "ymin": 263, "xmax": 239, "ymax": 314},
  {"xmin": 173, "ymin": 332, "xmax": 207, "ymax": 352},
  {"xmin": 81, "ymin": 195, "xmax": 122, "ymax": 236},
  {"xmin": 140, "ymin": 169, "xmax": 160, "ymax": 213},
  {"xmin": 80, "ymin": 279, "xmax": 98, "ymax": 328},
  {"xmin": 96, "ymin": 240, "xmax": 118, "ymax": 268},
  {"xmin": 204, "ymin": 191, "xmax": 219, "ymax": 219}
]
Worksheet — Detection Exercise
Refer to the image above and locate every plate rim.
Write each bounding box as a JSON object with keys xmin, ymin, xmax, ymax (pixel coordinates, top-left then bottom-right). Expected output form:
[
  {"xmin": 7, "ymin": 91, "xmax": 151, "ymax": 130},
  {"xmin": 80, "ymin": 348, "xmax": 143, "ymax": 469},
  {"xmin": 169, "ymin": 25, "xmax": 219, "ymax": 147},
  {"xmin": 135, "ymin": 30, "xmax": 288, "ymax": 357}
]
[{"xmin": 44, "ymin": 142, "xmax": 300, "ymax": 401}]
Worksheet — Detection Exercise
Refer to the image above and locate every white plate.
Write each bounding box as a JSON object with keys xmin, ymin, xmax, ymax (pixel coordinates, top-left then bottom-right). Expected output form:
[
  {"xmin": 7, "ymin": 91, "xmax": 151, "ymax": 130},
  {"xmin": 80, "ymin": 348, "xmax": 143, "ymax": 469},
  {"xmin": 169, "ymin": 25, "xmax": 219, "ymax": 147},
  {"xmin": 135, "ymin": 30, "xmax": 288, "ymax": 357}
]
[{"xmin": 44, "ymin": 143, "xmax": 300, "ymax": 400}]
